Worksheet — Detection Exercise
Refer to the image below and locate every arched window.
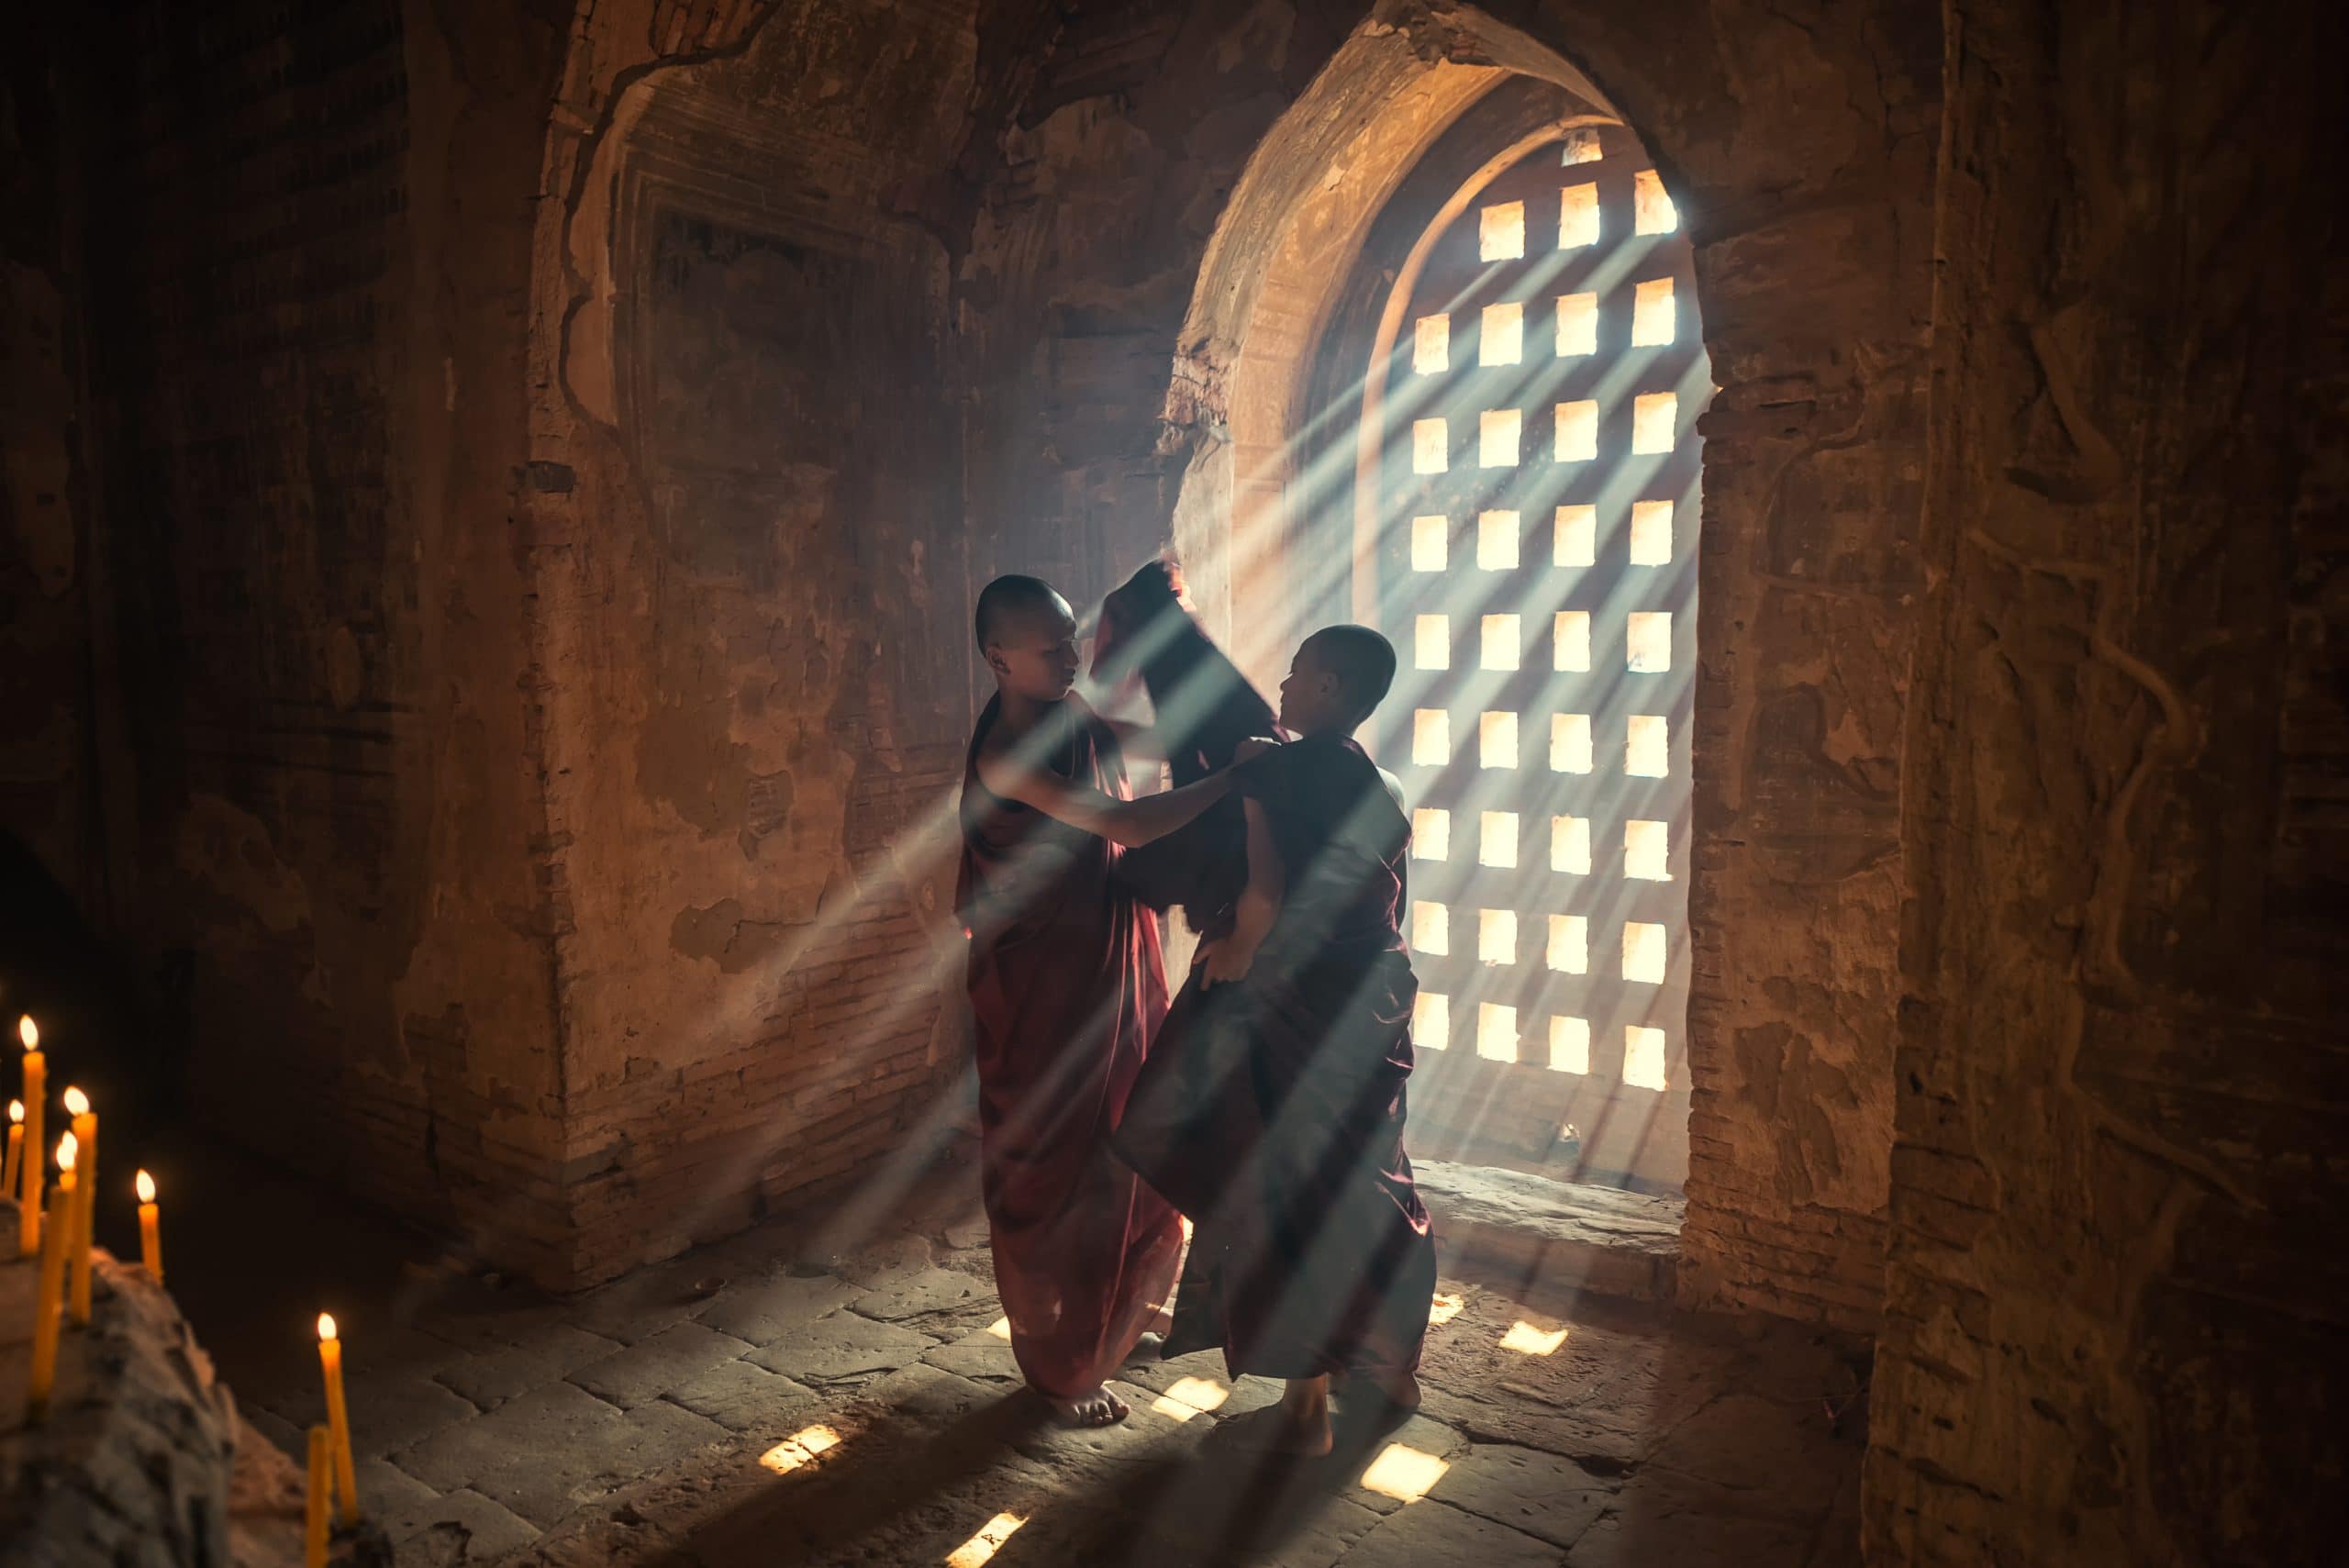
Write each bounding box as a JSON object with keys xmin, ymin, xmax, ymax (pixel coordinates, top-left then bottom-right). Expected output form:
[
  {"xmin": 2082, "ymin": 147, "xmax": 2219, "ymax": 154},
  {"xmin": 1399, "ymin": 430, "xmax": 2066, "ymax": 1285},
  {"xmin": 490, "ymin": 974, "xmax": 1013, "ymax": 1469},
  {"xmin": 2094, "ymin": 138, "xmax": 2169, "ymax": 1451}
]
[{"xmin": 1357, "ymin": 124, "xmax": 1707, "ymax": 1191}]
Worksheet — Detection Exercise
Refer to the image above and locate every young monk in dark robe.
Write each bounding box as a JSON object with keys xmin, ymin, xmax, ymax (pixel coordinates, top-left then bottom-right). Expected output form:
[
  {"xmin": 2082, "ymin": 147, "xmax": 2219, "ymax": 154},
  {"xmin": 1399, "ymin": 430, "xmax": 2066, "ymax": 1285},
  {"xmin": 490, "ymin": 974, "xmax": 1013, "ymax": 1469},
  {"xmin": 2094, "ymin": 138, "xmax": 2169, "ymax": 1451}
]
[
  {"xmin": 958, "ymin": 574, "xmax": 1237, "ymax": 1427},
  {"xmin": 1141, "ymin": 625, "xmax": 1438, "ymax": 1455}
]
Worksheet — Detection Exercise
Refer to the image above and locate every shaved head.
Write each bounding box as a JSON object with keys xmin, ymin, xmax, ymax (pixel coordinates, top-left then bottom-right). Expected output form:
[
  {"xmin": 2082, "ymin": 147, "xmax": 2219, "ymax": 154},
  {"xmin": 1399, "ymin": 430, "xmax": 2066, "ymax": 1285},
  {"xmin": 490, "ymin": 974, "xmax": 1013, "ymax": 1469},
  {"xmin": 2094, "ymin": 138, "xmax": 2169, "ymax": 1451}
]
[
  {"xmin": 1299, "ymin": 625, "xmax": 1397, "ymax": 727},
  {"xmin": 974, "ymin": 574, "xmax": 1065, "ymax": 651}
]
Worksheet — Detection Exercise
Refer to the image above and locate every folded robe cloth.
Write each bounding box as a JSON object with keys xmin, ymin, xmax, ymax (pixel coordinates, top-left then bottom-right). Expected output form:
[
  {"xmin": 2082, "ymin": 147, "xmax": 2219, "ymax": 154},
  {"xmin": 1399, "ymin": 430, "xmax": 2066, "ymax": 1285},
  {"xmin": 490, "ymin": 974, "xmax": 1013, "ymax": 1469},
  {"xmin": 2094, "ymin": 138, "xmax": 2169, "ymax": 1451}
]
[{"xmin": 1093, "ymin": 557, "xmax": 1276, "ymax": 940}]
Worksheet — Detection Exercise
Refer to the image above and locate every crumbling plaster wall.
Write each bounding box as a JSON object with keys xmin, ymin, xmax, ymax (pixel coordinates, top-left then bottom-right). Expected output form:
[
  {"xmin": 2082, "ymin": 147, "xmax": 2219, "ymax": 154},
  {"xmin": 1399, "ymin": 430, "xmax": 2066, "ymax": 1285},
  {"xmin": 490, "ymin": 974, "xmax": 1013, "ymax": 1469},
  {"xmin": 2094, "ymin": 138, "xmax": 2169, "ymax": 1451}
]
[
  {"xmin": 965, "ymin": 0, "xmax": 1939, "ymax": 1332},
  {"xmin": 525, "ymin": 0, "xmax": 987, "ymax": 1281},
  {"xmin": 1866, "ymin": 0, "xmax": 2349, "ymax": 1561}
]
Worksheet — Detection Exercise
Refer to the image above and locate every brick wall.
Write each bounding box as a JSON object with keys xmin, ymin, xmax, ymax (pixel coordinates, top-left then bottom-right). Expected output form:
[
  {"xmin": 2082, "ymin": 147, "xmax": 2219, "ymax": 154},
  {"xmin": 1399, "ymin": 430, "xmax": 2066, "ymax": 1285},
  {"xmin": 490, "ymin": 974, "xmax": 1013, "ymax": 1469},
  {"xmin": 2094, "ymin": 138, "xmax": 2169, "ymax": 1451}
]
[
  {"xmin": 1, "ymin": 20, "xmax": 95, "ymax": 914},
  {"xmin": 56, "ymin": 0, "xmax": 575, "ymax": 1277},
  {"xmin": 1865, "ymin": 0, "xmax": 2349, "ymax": 1559}
]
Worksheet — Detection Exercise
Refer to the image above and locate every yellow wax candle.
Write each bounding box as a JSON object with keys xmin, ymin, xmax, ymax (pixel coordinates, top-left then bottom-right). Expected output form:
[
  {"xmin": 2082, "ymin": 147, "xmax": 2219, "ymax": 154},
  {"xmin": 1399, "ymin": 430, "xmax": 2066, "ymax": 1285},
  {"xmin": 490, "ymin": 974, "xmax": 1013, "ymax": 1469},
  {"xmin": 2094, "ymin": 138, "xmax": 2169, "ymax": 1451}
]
[
  {"xmin": 304, "ymin": 1424, "xmax": 331, "ymax": 1568},
  {"xmin": 317, "ymin": 1315, "xmax": 361, "ymax": 1525},
  {"xmin": 17, "ymin": 1017, "xmax": 42, "ymax": 1258},
  {"xmin": 3, "ymin": 1098, "xmax": 20, "ymax": 1199},
  {"xmin": 62, "ymin": 1086, "xmax": 94, "ymax": 1324},
  {"xmin": 136, "ymin": 1169, "xmax": 163, "ymax": 1282},
  {"xmin": 26, "ymin": 1145, "xmax": 72, "ymax": 1421}
]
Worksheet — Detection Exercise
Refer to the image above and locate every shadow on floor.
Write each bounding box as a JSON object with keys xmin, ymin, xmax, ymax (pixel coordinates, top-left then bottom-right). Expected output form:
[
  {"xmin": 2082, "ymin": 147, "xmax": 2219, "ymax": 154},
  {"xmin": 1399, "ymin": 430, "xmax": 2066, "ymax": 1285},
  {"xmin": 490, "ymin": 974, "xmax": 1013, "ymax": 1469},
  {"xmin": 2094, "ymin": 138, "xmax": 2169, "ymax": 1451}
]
[{"xmin": 655, "ymin": 1387, "xmax": 1419, "ymax": 1568}]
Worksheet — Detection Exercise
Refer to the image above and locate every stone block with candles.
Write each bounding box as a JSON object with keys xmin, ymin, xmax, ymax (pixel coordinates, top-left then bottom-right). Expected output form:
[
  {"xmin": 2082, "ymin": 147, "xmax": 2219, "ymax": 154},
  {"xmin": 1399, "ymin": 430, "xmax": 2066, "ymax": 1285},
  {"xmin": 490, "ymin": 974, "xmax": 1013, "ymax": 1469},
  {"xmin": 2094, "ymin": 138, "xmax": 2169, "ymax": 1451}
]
[{"xmin": 0, "ymin": 1186, "xmax": 391, "ymax": 1564}]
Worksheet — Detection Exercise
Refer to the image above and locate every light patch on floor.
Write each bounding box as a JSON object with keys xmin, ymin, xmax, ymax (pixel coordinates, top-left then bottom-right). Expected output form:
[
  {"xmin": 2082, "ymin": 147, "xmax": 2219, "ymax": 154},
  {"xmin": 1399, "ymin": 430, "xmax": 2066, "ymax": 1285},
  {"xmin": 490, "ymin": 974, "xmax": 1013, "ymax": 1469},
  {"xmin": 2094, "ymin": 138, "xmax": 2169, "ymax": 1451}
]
[
  {"xmin": 945, "ymin": 1511, "xmax": 1026, "ymax": 1567},
  {"xmin": 1500, "ymin": 1320, "xmax": 1569, "ymax": 1356},
  {"xmin": 1149, "ymin": 1376, "xmax": 1231, "ymax": 1422},
  {"xmin": 1358, "ymin": 1442, "xmax": 1449, "ymax": 1504},
  {"xmin": 1429, "ymin": 1292, "xmax": 1466, "ymax": 1327},
  {"xmin": 985, "ymin": 1317, "xmax": 1011, "ymax": 1340},
  {"xmin": 759, "ymin": 1424, "xmax": 842, "ymax": 1474}
]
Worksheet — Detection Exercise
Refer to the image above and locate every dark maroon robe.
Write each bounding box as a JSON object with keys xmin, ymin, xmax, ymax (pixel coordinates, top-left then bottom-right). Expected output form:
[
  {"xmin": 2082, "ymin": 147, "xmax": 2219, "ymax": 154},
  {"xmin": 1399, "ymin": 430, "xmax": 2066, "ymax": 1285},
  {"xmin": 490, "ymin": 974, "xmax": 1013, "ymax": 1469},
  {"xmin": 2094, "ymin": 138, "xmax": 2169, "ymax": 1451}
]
[
  {"xmin": 958, "ymin": 694, "xmax": 1185, "ymax": 1398},
  {"xmin": 1119, "ymin": 732, "xmax": 1437, "ymax": 1383}
]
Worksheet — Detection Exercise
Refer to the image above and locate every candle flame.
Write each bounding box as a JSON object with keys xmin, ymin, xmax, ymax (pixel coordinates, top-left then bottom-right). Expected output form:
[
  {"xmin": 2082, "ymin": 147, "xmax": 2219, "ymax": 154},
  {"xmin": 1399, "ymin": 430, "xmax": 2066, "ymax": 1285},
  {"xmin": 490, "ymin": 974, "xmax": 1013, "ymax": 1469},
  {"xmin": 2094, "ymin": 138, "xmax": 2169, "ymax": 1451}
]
[
  {"xmin": 62, "ymin": 1085, "xmax": 89, "ymax": 1117},
  {"xmin": 7, "ymin": 1098, "xmax": 19, "ymax": 1123},
  {"xmin": 317, "ymin": 1312, "xmax": 338, "ymax": 1341},
  {"xmin": 57, "ymin": 1130, "xmax": 77, "ymax": 1172},
  {"xmin": 18, "ymin": 1016, "xmax": 35, "ymax": 1051},
  {"xmin": 137, "ymin": 1169, "xmax": 157, "ymax": 1203}
]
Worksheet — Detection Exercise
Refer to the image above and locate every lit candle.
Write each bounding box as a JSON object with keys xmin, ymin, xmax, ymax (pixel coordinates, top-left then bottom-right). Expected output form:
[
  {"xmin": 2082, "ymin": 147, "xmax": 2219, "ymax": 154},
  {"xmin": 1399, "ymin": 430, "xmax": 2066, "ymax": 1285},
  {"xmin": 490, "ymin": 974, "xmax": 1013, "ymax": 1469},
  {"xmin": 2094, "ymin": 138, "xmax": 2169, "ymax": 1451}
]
[
  {"xmin": 27, "ymin": 1139, "xmax": 72, "ymax": 1421},
  {"xmin": 136, "ymin": 1169, "xmax": 163, "ymax": 1282},
  {"xmin": 62, "ymin": 1086, "xmax": 95, "ymax": 1324},
  {"xmin": 17, "ymin": 1017, "xmax": 42, "ymax": 1258},
  {"xmin": 317, "ymin": 1315, "xmax": 360, "ymax": 1525},
  {"xmin": 3, "ymin": 1099, "xmax": 20, "ymax": 1199},
  {"xmin": 304, "ymin": 1424, "xmax": 331, "ymax": 1568}
]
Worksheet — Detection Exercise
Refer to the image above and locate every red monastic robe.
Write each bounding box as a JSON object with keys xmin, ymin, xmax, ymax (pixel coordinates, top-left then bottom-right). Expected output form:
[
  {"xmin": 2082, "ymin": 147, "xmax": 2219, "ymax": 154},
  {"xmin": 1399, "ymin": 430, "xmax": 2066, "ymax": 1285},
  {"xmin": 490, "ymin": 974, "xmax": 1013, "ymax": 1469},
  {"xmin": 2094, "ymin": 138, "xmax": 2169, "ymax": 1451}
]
[{"xmin": 958, "ymin": 695, "xmax": 1184, "ymax": 1398}]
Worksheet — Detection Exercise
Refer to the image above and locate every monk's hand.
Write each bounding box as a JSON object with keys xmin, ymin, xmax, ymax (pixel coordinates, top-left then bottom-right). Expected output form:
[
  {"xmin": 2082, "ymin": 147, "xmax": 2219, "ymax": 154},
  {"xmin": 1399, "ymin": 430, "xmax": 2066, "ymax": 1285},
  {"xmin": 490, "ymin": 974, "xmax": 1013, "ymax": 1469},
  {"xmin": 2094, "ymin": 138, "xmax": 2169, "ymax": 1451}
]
[
  {"xmin": 1199, "ymin": 936, "xmax": 1259, "ymax": 989},
  {"xmin": 1234, "ymin": 735, "xmax": 1280, "ymax": 762}
]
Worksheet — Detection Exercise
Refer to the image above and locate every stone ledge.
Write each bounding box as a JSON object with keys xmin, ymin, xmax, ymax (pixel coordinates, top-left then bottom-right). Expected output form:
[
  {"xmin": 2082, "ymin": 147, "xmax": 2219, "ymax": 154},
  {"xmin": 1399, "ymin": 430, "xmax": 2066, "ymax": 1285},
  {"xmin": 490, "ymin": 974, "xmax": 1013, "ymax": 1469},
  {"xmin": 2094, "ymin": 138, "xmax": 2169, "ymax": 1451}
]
[
  {"xmin": 1415, "ymin": 1162, "xmax": 1683, "ymax": 1304},
  {"xmin": 0, "ymin": 1202, "xmax": 386, "ymax": 1567}
]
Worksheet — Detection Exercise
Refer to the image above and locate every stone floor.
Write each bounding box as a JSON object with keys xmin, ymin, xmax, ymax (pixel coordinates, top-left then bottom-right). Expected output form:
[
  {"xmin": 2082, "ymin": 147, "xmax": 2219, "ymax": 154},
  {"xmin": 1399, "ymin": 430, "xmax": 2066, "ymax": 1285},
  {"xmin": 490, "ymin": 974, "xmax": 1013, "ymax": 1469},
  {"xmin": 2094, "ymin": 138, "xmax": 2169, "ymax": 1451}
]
[{"xmin": 170, "ymin": 1136, "xmax": 1867, "ymax": 1566}]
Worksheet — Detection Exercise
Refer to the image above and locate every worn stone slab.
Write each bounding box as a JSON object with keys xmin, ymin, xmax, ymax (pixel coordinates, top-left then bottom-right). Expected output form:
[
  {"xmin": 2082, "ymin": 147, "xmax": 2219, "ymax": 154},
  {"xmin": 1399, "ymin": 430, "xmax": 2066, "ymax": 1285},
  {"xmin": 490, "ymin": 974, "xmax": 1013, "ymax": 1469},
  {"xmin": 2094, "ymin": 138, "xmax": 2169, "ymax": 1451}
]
[
  {"xmin": 1425, "ymin": 1442, "xmax": 1613, "ymax": 1548},
  {"xmin": 562, "ymin": 1255, "xmax": 729, "ymax": 1346},
  {"xmin": 1414, "ymin": 1161, "xmax": 1681, "ymax": 1303},
  {"xmin": 567, "ymin": 1320, "xmax": 753, "ymax": 1409},
  {"xmin": 250, "ymin": 1349, "xmax": 478, "ymax": 1451},
  {"xmin": 413, "ymin": 1297, "xmax": 574, "ymax": 1357},
  {"xmin": 392, "ymin": 1487, "xmax": 543, "ymax": 1564},
  {"xmin": 661, "ymin": 1358, "xmax": 819, "ymax": 1433},
  {"xmin": 818, "ymin": 1233, "xmax": 933, "ymax": 1287},
  {"xmin": 691, "ymin": 1271, "xmax": 859, "ymax": 1346},
  {"xmin": 435, "ymin": 1324, "xmax": 623, "ymax": 1411},
  {"xmin": 1337, "ymin": 1497, "xmax": 1560, "ymax": 1568},
  {"xmin": 1257, "ymin": 1497, "xmax": 1386, "ymax": 1568},
  {"xmin": 853, "ymin": 1361, "xmax": 1016, "ymax": 1426},
  {"xmin": 1414, "ymin": 1292, "xmax": 1736, "ymax": 1466},
  {"xmin": 747, "ymin": 1312, "xmax": 936, "ymax": 1383},
  {"xmin": 920, "ymin": 1324, "xmax": 1023, "ymax": 1382},
  {"xmin": 351, "ymin": 1456, "xmax": 443, "ymax": 1540},
  {"xmin": 340, "ymin": 1321, "xmax": 473, "ymax": 1382},
  {"xmin": 341, "ymin": 1369, "xmax": 485, "ymax": 1459},
  {"xmin": 488, "ymin": 1396, "xmax": 729, "ymax": 1528},
  {"xmin": 848, "ymin": 1264, "xmax": 985, "ymax": 1321},
  {"xmin": 1644, "ymin": 1391, "xmax": 1850, "ymax": 1518},
  {"xmin": 1568, "ymin": 1470, "xmax": 1819, "ymax": 1568},
  {"xmin": 393, "ymin": 1386, "xmax": 560, "ymax": 1494}
]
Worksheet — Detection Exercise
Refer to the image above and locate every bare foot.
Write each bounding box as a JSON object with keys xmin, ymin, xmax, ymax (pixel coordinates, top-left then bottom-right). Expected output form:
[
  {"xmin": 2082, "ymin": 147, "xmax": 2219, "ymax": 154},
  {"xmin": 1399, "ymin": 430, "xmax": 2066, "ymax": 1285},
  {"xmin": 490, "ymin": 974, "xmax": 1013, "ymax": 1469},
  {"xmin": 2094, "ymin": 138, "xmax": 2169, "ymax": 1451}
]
[
  {"xmin": 1048, "ymin": 1385, "xmax": 1130, "ymax": 1428},
  {"xmin": 1231, "ymin": 1379, "xmax": 1332, "ymax": 1455}
]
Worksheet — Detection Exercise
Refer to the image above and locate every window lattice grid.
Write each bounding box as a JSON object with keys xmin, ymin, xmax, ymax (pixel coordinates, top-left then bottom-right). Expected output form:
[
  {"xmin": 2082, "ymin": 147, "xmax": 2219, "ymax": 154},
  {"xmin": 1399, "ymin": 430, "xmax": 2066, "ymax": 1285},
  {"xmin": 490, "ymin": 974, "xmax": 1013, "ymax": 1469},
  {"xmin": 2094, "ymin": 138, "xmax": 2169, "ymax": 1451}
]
[{"xmin": 1379, "ymin": 124, "xmax": 1702, "ymax": 1131}]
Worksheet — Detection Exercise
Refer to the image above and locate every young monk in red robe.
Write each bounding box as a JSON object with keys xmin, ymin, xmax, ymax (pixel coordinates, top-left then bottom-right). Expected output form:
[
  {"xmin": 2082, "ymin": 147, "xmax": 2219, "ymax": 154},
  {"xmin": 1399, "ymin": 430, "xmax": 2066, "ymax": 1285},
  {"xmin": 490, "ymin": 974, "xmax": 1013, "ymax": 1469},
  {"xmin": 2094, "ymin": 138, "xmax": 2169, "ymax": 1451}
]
[
  {"xmin": 958, "ymin": 573, "xmax": 1237, "ymax": 1427},
  {"xmin": 1137, "ymin": 625, "xmax": 1438, "ymax": 1455}
]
